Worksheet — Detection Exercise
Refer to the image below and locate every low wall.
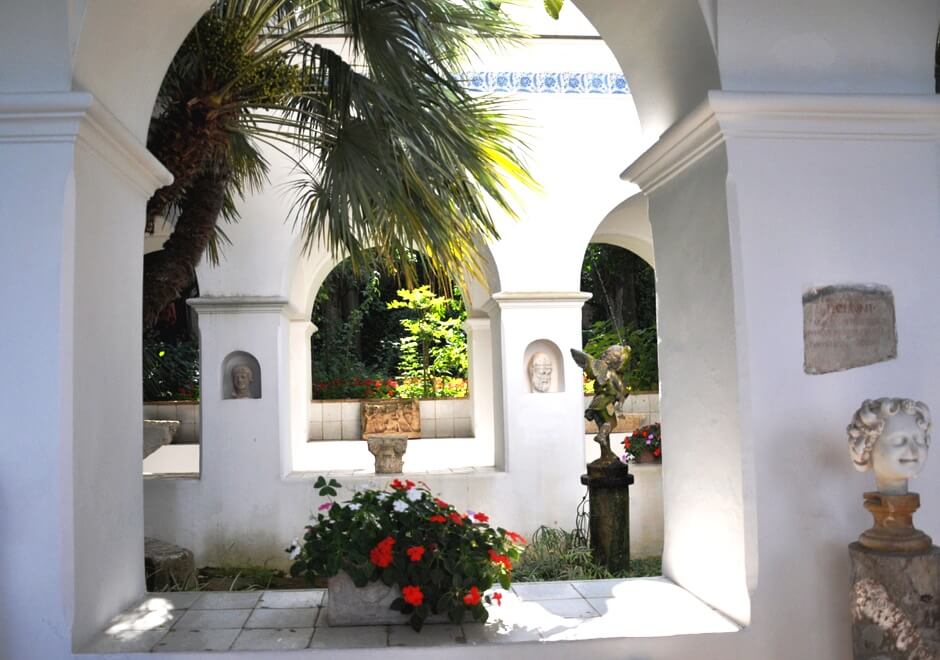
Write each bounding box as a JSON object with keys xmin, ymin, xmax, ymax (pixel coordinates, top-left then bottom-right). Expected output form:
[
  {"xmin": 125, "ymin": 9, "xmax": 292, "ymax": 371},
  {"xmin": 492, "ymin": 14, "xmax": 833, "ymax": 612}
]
[
  {"xmin": 143, "ymin": 401, "xmax": 199, "ymax": 444},
  {"xmin": 309, "ymin": 398, "xmax": 473, "ymax": 441}
]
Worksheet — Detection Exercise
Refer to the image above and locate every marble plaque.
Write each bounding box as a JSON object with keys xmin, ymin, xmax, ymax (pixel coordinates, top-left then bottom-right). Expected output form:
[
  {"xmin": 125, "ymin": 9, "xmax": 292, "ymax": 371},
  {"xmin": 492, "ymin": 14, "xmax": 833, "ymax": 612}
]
[{"xmin": 803, "ymin": 285, "xmax": 897, "ymax": 375}]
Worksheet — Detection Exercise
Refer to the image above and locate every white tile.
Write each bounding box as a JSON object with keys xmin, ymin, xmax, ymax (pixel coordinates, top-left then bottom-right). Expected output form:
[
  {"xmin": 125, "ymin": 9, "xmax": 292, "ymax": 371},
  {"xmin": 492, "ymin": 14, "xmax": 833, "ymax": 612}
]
[
  {"xmin": 322, "ymin": 421, "xmax": 342, "ymax": 440},
  {"xmin": 323, "ymin": 403, "xmax": 342, "ymax": 422},
  {"xmin": 259, "ymin": 590, "xmax": 324, "ymax": 609},
  {"xmin": 309, "ymin": 421, "xmax": 323, "ymax": 441},
  {"xmin": 177, "ymin": 403, "xmax": 198, "ymax": 424},
  {"xmin": 453, "ymin": 398, "xmax": 472, "ymax": 417},
  {"xmin": 174, "ymin": 608, "xmax": 252, "ymax": 630},
  {"xmin": 435, "ymin": 417, "xmax": 455, "ymax": 438},
  {"xmin": 104, "ymin": 606, "xmax": 181, "ymax": 633},
  {"xmin": 512, "ymin": 581, "xmax": 582, "ymax": 600},
  {"xmin": 453, "ymin": 417, "xmax": 472, "ymax": 437},
  {"xmin": 341, "ymin": 419, "xmax": 360, "ymax": 440},
  {"xmin": 245, "ymin": 607, "xmax": 319, "ymax": 629},
  {"xmin": 418, "ymin": 400, "xmax": 435, "ymax": 418},
  {"xmin": 146, "ymin": 591, "xmax": 201, "ymax": 609},
  {"xmin": 309, "ymin": 625, "xmax": 388, "ymax": 649},
  {"xmin": 309, "ymin": 403, "xmax": 323, "ymax": 423},
  {"xmin": 420, "ymin": 419, "xmax": 436, "ymax": 438},
  {"xmin": 570, "ymin": 579, "xmax": 631, "ymax": 599},
  {"xmin": 153, "ymin": 628, "xmax": 240, "ymax": 652},
  {"xmin": 341, "ymin": 401, "xmax": 360, "ymax": 420},
  {"xmin": 233, "ymin": 627, "xmax": 314, "ymax": 651},
  {"xmin": 83, "ymin": 629, "xmax": 168, "ymax": 653},
  {"xmin": 435, "ymin": 399, "xmax": 455, "ymax": 418},
  {"xmin": 192, "ymin": 591, "xmax": 261, "ymax": 609},
  {"xmin": 388, "ymin": 623, "xmax": 465, "ymax": 647},
  {"xmin": 534, "ymin": 598, "xmax": 599, "ymax": 619},
  {"xmin": 649, "ymin": 394, "xmax": 660, "ymax": 412},
  {"xmin": 463, "ymin": 621, "xmax": 541, "ymax": 644}
]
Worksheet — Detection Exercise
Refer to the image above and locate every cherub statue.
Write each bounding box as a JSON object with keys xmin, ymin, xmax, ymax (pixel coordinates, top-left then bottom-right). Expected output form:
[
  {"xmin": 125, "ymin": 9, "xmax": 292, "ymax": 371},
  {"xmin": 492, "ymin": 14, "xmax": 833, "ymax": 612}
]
[{"xmin": 571, "ymin": 344, "xmax": 631, "ymax": 464}]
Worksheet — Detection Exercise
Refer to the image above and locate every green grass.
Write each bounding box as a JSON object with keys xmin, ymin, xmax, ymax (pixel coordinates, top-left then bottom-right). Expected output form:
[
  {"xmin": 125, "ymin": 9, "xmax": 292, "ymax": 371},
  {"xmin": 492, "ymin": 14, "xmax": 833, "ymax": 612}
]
[{"xmin": 512, "ymin": 527, "xmax": 662, "ymax": 582}]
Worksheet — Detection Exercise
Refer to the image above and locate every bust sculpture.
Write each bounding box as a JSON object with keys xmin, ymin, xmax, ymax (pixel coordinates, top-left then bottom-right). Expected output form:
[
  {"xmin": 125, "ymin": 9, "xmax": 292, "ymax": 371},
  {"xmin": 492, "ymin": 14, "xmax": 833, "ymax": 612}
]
[
  {"xmin": 231, "ymin": 364, "xmax": 255, "ymax": 399},
  {"xmin": 847, "ymin": 398, "xmax": 933, "ymax": 552},
  {"xmin": 528, "ymin": 352, "xmax": 553, "ymax": 393},
  {"xmin": 571, "ymin": 344, "xmax": 631, "ymax": 465},
  {"xmin": 847, "ymin": 398, "xmax": 931, "ymax": 495}
]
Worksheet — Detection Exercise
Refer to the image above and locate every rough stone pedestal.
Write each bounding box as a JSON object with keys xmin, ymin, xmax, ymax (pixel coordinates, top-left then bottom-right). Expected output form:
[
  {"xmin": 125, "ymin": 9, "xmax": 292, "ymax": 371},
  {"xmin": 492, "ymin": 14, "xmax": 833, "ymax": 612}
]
[
  {"xmin": 143, "ymin": 419, "xmax": 180, "ymax": 458},
  {"xmin": 366, "ymin": 436, "xmax": 408, "ymax": 473},
  {"xmin": 144, "ymin": 537, "xmax": 197, "ymax": 591},
  {"xmin": 580, "ymin": 460, "xmax": 634, "ymax": 572},
  {"xmin": 849, "ymin": 542, "xmax": 940, "ymax": 659}
]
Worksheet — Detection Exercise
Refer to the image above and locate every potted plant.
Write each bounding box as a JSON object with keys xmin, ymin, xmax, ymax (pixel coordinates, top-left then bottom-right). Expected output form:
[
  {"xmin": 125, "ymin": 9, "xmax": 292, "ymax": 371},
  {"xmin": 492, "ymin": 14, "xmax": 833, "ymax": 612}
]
[
  {"xmin": 289, "ymin": 477, "xmax": 525, "ymax": 631},
  {"xmin": 623, "ymin": 422, "xmax": 662, "ymax": 463}
]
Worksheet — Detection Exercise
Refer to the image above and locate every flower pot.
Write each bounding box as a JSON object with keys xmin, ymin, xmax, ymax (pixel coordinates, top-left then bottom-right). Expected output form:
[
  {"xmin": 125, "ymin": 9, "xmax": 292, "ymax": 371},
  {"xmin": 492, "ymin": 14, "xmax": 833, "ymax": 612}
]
[
  {"xmin": 326, "ymin": 571, "xmax": 446, "ymax": 626},
  {"xmin": 636, "ymin": 449, "xmax": 660, "ymax": 464}
]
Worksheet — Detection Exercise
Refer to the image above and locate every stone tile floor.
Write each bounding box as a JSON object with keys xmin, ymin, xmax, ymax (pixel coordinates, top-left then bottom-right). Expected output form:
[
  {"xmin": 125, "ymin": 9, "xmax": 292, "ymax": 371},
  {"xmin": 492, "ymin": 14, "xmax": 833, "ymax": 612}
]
[{"xmin": 84, "ymin": 577, "xmax": 738, "ymax": 654}]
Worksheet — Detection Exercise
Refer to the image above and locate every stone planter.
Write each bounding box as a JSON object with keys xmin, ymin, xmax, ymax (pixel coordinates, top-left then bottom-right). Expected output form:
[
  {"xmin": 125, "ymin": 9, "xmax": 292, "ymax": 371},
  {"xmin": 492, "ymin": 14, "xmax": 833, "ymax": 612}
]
[
  {"xmin": 361, "ymin": 399, "xmax": 420, "ymax": 439},
  {"xmin": 326, "ymin": 571, "xmax": 446, "ymax": 626}
]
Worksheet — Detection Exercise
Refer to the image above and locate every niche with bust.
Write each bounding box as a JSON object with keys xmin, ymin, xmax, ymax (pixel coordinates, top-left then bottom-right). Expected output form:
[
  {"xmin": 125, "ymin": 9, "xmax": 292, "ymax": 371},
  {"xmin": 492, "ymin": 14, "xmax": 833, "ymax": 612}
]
[
  {"xmin": 523, "ymin": 340, "xmax": 564, "ymax": 394},
  {"xmin": 222, "ymin": 351, "xmax": 262, "ymax": 400}
]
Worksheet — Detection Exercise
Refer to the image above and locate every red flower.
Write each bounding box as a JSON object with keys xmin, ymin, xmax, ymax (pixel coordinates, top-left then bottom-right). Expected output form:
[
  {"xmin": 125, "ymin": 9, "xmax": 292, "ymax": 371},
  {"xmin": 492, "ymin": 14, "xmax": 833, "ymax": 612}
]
[
  {"xmin": 653, "ymin": 447, "xmax": 662, "ymax": 457},
  {"xmin": 434, "ymin": 498, "xmax": 449, "ymax": 509},
  {"xmin": 406, "ymin": 545, "xmax": 426, "ymax": 562},
  {"xmin": 401, "ymin": 585, "xmax": 424, "ymax": 607},
  {"xmin": 488, "ymin": 548, "xmax": 512, "ymax": 571},
  {"xmin": 448, "ymin": 512, "xmax": 464, "ymax": 526},
  {"xmin": 369, "ymin": 536, "xmax": 395, "ymax": 568},
  {"xmin": 463, "ymin": 586, "xmax": 481, "ymax": 606},
  {"xmin": 405, "ymin": 480, "xmax": 416, "ymax": 489},
  {"xmin": 429, "ymin": 515, "xmax": 446, "ymax": 524},
  {"xmin": 506, "ymin": 531, "xmax": 527, "ymax": 545},
  {"xmin": 492, "ymin": 592, "xmax": 503, "ymax": 607},
  {"xmin": 390, "ymin": 479, "xmax": 405, "ymax": 490},
  {"xmin": 473, "ymin": 512, "xmax": 489, "ymax": 523}
]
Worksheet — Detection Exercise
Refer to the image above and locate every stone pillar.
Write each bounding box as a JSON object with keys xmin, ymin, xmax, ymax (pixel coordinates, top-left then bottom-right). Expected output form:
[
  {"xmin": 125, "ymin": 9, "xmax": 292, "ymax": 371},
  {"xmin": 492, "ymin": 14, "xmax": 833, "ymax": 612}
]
[
  {"xmin": 849, "ymin": 543, "xmax": 940, "ymax": 659},
  {"xmin": 287, "ymin": 318, "xmax": 316, "ymax": 474},
  {"xmin": 581, "ymin": 462, "xmax": 634, "ymax": 572}
]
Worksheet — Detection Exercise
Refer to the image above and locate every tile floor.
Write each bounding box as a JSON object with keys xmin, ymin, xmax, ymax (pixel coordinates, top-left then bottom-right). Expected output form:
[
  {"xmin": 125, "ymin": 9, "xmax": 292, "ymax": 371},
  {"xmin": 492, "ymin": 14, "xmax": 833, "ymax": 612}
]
[{"xmin": 84, "ymin": 577, "xmax": 738, "ymax": 654}]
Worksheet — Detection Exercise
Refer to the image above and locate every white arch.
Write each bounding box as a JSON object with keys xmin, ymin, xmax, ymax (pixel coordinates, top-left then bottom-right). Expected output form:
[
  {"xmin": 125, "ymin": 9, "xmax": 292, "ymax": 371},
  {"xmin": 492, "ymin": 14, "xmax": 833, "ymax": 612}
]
[{"xmin": 591, "ymin": 193, "xmax": 655, "ymax": 268}]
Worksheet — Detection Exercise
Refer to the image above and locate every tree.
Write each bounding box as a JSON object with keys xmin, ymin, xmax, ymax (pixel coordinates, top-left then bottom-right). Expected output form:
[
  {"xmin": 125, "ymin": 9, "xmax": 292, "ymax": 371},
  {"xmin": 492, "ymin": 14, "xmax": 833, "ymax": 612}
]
[{"xmin": 144, "ymin": 0, "xmax": 534, "ymax": 327}]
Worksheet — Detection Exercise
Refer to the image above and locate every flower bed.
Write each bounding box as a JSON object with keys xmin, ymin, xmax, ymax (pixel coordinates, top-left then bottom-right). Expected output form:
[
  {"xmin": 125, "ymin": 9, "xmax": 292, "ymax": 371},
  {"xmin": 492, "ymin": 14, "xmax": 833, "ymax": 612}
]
[{"xmin": 289, "ymin": 477, "xmax": 525, "ymax": 630}]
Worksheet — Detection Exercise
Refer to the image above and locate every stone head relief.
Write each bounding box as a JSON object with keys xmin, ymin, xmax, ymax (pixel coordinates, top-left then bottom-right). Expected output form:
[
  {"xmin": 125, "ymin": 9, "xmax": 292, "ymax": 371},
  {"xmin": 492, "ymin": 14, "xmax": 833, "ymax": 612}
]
[
  {"xmin": 848, "ymin": 398, "xmax": 931, "ymax": 495},
  {"xmin": 230, "ymin": 364, "xmax": 257, "ymax": 399},
  {"xmin": 528, "ymin": 352, "xmax": 554, "ymax": 393}
]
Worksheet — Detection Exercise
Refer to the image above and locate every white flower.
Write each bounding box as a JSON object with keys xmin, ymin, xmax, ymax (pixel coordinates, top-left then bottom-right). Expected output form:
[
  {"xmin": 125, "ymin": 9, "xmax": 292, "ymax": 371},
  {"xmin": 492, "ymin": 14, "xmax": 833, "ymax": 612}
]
[
  {"xmin": 348, "ymin": 503, "xmax": 362, "ymax": 511},
  {"xmin": 406, "ymin": 488, "xmax": 422, "ymax": 502},
  {"xmin": 288, "ymin": 538, "xmax": 301, "ymax": 559},
  {"xmin": 377, "ymin": 492, "xmax": 389, "ymax": 501},
  {"xmin": 393, "ymin": 499, "xmax": 409, "ymax": 513}
]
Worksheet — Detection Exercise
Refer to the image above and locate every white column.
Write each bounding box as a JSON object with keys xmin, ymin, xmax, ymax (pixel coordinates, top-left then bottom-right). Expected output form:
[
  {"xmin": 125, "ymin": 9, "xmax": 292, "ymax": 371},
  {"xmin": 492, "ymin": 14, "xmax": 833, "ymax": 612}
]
[
  {"xmin": 463, "ymin": 316, "xmax": 495, "ymax": 465},
  {"xmin": 0, "ymin": 91, "xmax": 172, "ymax": 654},
  {"xmin": 287, "ymin": 319, "xmax": 316, "ymax": 474},
  {"xmin": 482, "ymin": 292, "xmax": 591, "ymax": 531}
]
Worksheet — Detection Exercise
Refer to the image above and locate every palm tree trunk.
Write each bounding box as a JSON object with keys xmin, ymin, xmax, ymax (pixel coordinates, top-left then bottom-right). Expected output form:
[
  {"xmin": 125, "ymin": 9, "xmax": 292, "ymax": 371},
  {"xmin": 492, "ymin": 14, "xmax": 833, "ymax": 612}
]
[{"xmin": 143, "ymin": 167, "xmax": 228, "ymax": 328}]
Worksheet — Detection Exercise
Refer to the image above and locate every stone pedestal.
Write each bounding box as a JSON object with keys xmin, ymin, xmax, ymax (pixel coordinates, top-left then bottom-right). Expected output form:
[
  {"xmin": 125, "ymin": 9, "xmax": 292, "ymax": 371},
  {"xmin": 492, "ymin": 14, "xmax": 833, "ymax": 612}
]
[
  {"xmin": 580, "ymin": 460, "xmax": 634, "ymax": 572},
  {"xmin": 144, "ymin": 537, "xmax": 197, "ymax": 591},
  {"xmin": 849, "ymin": 543, "xmax": 940, "ymax": 660},
  {"xmin": 367, "ymin": 436, "xmax": 408, "ymax": 473},
  {"xmin": 859, "ymin": 492, "xmax": 933, "ymax": 553}
]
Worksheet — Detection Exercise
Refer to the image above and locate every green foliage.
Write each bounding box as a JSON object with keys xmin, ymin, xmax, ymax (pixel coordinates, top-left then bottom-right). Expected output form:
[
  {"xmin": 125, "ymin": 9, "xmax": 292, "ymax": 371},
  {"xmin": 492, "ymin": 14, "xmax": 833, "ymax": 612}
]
[
  {"xmin": 583, "ymin": 320, "xmax": 658, "ymax": 392},
  {"xmin": 290, "ymin": 478, "xmax": 525, "ymax": 631},
  {"xmin": 388, "ymin": 286, "xmax": 468, "ymax": 399},
  {"xmin": 513, "ymin": 526, "xmax": 661, "ymax": 582},
  {"xmin": 143, "ymin": 332, "xmax": 200, "ymax": 401},
  {"xmin": 543, "ymin": 0, "xmax": 565, "ymax": 20}
]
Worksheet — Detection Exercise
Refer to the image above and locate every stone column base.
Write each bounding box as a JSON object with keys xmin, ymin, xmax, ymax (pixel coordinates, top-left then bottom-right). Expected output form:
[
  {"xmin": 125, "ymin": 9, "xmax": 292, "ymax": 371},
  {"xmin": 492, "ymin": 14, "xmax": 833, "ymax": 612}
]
[{"xmin": 849, "ymin": 542, "xmax": 940, "ymax": 660}]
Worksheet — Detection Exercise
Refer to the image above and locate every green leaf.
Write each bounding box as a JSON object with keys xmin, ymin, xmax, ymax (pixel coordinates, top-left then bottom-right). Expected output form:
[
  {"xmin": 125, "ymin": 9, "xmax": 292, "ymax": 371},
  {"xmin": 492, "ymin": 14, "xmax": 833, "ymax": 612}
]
[
  {"xmin": 390, "ymin": 597, "xmax": 406, "ymax": 611},
  {"xmin": 314, "ymin": 476, "xmax": 326, "ymax": 488},
  {"xmin": 544, "ymin": 0, "xmax": 564, "ymax": 19}
]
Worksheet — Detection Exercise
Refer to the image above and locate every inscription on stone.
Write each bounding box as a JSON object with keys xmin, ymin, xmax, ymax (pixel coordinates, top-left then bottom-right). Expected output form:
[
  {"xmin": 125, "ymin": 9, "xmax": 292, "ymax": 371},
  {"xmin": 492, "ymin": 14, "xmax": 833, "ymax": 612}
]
[{"xmin": 803, "ymin": 285, "xmax": 897, "ymax": 375}]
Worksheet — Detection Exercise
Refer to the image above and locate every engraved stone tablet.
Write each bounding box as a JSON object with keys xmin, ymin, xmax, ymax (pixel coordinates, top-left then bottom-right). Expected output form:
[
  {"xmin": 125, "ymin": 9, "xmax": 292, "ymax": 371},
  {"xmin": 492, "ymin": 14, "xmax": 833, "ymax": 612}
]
[{"xmin": 803, "ymin": 285, "xmax": 896, "ymax": 375}]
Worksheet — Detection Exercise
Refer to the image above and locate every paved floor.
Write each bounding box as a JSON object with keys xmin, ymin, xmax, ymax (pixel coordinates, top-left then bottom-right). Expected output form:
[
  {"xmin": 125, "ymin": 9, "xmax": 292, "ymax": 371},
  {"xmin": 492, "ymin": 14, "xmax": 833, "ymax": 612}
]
[{"xmin": 84, "ymin": 577, "xmax": 738, "ymax": 653}]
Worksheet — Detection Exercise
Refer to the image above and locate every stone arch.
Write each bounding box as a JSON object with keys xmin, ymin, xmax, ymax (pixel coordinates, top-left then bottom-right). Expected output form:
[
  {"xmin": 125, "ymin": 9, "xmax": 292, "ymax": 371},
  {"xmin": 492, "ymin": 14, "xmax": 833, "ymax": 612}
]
[{"xmin": 590, "ymin": 193, "xmax": 655, "ymax": 268}]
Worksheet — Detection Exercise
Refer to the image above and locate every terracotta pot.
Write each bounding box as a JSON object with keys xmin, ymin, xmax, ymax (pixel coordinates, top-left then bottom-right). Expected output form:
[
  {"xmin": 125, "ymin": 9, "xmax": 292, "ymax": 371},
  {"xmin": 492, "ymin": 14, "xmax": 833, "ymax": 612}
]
[{"xmin": 636, "ymin": 449, "xmax": 661, "ymax": 464}]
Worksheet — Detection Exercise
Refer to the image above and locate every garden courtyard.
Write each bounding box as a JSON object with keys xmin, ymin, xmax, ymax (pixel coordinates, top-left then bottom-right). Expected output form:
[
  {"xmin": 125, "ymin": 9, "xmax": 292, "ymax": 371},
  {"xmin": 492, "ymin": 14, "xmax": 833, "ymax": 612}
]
[{"xmin": 1, "ymin": 1, "xmax": 939, "ymax": 659}]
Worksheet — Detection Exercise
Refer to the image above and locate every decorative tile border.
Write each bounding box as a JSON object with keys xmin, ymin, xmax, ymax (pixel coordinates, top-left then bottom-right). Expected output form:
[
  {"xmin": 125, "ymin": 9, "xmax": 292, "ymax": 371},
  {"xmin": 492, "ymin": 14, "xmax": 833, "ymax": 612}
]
[{"xmin": 463, "ymin": 71, "xmax": 629, "ymax": 94}]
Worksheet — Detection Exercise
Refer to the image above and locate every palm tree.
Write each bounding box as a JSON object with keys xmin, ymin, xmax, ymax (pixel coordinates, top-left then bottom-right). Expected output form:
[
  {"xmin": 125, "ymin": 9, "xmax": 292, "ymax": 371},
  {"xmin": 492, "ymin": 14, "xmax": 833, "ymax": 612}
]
[{"xmin": 144, "ymin": 0, "xmax": 534, "ymax": 327}]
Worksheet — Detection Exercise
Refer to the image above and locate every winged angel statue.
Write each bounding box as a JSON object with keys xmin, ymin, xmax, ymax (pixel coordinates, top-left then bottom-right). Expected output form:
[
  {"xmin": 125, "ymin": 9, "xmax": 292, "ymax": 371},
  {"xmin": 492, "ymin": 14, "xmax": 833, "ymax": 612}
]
[{"xmin": 571, "ymin": 345, "xmax": 632, "ymax": 464}]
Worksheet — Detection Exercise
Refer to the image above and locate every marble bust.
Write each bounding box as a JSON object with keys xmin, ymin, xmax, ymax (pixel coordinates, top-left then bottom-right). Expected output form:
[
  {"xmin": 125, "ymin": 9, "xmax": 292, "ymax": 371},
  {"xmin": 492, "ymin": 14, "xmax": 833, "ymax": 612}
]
[
  {"xmin": 528, "ymin": 352, "xmax": 553, "ymax": 393},
  {"xmin": 847, "ymin": 398, "xmax": 931, "ymax": 495},
  {"xmin": 231, "ymin": 364, "xmax": 255, "ymax": 399}
]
